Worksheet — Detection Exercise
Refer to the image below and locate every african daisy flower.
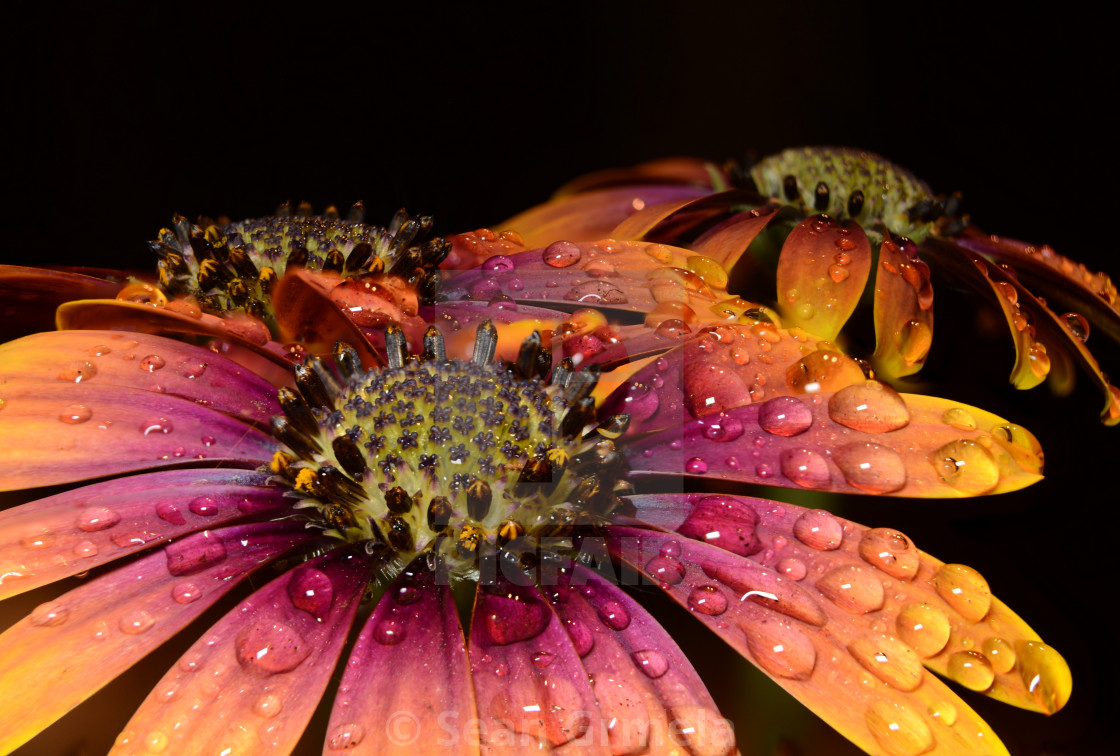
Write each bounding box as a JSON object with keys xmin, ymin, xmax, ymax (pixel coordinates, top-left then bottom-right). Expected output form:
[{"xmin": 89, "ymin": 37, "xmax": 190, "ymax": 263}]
[{"xmin": 0, "ymin": 147, "xmax": 1100, "ymax": 755}]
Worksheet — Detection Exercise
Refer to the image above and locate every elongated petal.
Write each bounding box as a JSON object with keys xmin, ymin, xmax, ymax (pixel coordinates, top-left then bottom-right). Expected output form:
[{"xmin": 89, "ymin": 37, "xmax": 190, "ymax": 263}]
[
  {"xmin": 0, "ymin": 329, "xmax": 281, "ymax": 426},
  {"xmin": 621, "ymin": 496, "xmax": 1071, "ymax": 715},
  {"xmin": 776, "ymin": 215, "xmax": 872, "ymax": 341},
  {"xmin": 271, "ymin": 269, "xmax": 384, "ymax": 369},
  {"xmin": 606, "ymin": 517, "xmax": 1034, "ymax": 755},
  {"xmin": 324, "ymin": 557, "xmax": 477, "ymax": 755},
  {"xmin": 551, "ymin": 157, "xmax": 718, "ymax": 197},
  {"xmin": 0, "ymin": 521, "xmax": 313, "ymax": 754},
  {"xmin": 0, "ymin": 380, "xmax": 277, "ymax": 490},
  {"xmin": 0, "ymin": 469, "xmax": 288, "ymax": 598},
  {"xmin": 112, "ymin": 544, "xmax": 370, "ymax": 755},
  {"xmin": 607, "ymin": 189, "xmax": 767, "ymax": 243},
  {"xmin": 548, "ymin": 563, "xmax": 737, "ymax": 756},
  {"xmin": 872, "ymin": 235, "xmax": 935, "ymax": 380},
  {"xmin": 691, "ymin": 206, "xmax": 779, "ymax": 270},
  {"xmin": 427, "ymin": 300, "xmax": 568, "ymax": 363},
  {"xmin": 468, "ymin": 575, "xmax": 610, "ymax": 752},
  {"xmin": 0, "ymin": 264, "xmax": 123, "ymax": 339},
  {"xmin": 501, "ymin": 185, "xmax": 712, "ymax": 249}
]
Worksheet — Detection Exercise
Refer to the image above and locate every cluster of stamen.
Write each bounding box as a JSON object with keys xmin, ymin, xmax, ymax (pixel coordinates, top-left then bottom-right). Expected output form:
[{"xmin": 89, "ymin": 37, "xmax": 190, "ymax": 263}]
[
  {"xmin": 267, "ymin": 321, "xmax": 631, "ymax": 581},
  {"xmin": 151, "ymin": 203, "xmax": 449, "ymax": 328}
]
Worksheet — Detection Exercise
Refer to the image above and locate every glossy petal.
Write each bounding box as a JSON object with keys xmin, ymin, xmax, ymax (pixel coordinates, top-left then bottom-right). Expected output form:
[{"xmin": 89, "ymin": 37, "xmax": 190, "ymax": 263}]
[
  {"xmin": 112, "ymin": 545, "xmax": 370, "ymax": 755},
  {"xmin": 607, "ymin": 189, "xmax": 767, "ymax": 244},
  {"xmin": 0, "ymin": 265, "xmax": 123, "ymax": 340},
  {"xmin": 0, "ymin": 521, "xmax": 313, "ymax": 754},
  {"xmin": 547, "ymin": 564, "xmax": 736, "ymax": 756},
  {"xmin": 872, "ymin": 235, "xmax": 935, "ymax": 380},
  {"xmin": 324, "ymin": 557, "xmax": 478, "ymax": 755},
  {"xmin": 0, "ymin": 380, "xmax": 277, "ymax": 490},
  {"xmin": 621, "ymin": 495, "xmax": 1071, "ymax": 715},
  {"xmin": 272, "ymin": 269, "xmax": 385, "ymax": 369},
  {"xmin": 776, "ymin": 215, "xmax": 872, "ymax": 341},
  {"xmin": 468, "ymin": 575, "xmax": 610, "ymax": 752},
  {"xmin": 0, "ymin": 469, "xmax": 287, "ymax": 598},
  {"xmin": 690, "ymin": 205, "xmax": 779, "ymax": 270},
  {"xmin": 606, "ymin": 517, "xmax": 1031, "ymax": 755},
  {"xmin": 0, "ymin": 329, "xmax": 282, "ymax": 426},
  {"xmin": 427, "ymin": 300, "xmax": 568, "ymax": 363}
]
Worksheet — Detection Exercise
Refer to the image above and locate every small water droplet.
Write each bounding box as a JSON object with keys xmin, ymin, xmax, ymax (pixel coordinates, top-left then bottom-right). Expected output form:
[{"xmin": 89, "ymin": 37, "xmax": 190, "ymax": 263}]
[
  {"xmin": 188, "ymin": 496, "xmax": 219, "ymax": 517},
  {"xmin": 57, "ymin": 360, "xmax": 97, "ymax": 382},
  {"xmin": 165, "ymin": 531, "xmax": 227, "ymax": 576},
  {"xmin": 982, "ymin": 637, "xmax": 1016, "ymax": 674},
  {"xmin": 858, "ymin": 528, "xmax": 919, "ymax": 580},
  {"xmin": 827, "ymin": 381, "xmax": 910, "ymax": 433},
  {"xmin": 948, "ymin": 650, "xmax": 995, "ymax": 691},
  {"xmin": 687, "ymin": 584, "xmax": 728, "ymax": 615},
  {"xmin": 758, "ymin": 396, "xmax": 813, "ymax": 436},
  {"xmin": 848, "ymin": 634, "xmax": 924, "ymax": 691},
  {"xmin": 563, "ymin": 618, "xmax": 594, "ymax": 656},
  {"xmin": 793, "ymin": 509, "xmax": 843, "ymax": 550},
  {"xmin": 172, "ymin": 582, "xmax": 203, "ymax": 604},
  {"xmin": 631, "ymin": 649, "xmax": 669, "ymax": 678},
  {"xmin": 931, "ymin": 439, "xmax": 999, "ymax": 494},
  {"xmin": 119, "ymin": 609, "xmax": 155, "ymax": 635},
  {"xmin": 327, "ymin": 723, "xmax": 366, "ymax": 750},
  {"xmin": 531, "ymin": 650, "xmax": 555, "ymax": 668},
  {"xmin": 155, "ymin": 502, "xmax": 186, "ymax": 525},
  {"xmin": 140, "ymin": 418, "xmax": 174, "ymax": 436},
  {"xmin": 288, "ymin": 566, "xmax": 334, "ymax": 620},
  {"xmin": 77, "ymin": 506, "xmax": 121, "ymax": 532},
  {"xmin": 143, "ymin": 731, "xmax": 168, "ymax": 753},
  {"xmin": 59, "ymin": 404, "xmax": 93, "ymax": 424},
  {"xmin": 543, "ymin": 241, "xmax": 582, "ymax": 268},
  {"xmin": 597, "ymin": 599, "xmax": 631, "ymax": 630},
  {"xmin": 645, "ymin": 555, "xmax": 686, "ymax": 585},
  {"xmin": 253, "ymin": 693, "xmax": 283, "ymax": 718},
  {"xmin": 1062, "ymin": 311, "xmax": 1090, "ymax": 342},
  {"xmin": 678, "ymin": 496, "xmax": 762, "ymax": 556},
  {"xmin": 236, "ymin": 620, "xmax": 311, "ymax": 672},
  {"xmin": 865, "ymin": 700, "xmax": 934, "ymax": 756},
  {"xmin": 685, "ymin": 457, "xmax": 708, "ymax": 474},
  {"xmin": 828, "ymin": 263, "xmax": 851, "ymax": 282},
  {"xmin": 140, "ymin": 354, "xmax": 166, "ymax": 372},
  {"xmin": 896, "ymin": 603, "xmax": 951, "ymax": 657},
  {"xmin": 481, "ymin": 592, "xmax": 549, "ymax": 644},
  {"xmin": 927, "ymin": 700, "xmax": 957, "ymax": 726},
  {"xmin": 941, "ymin": 407, "xmax": 976, "ymax": 431},
  {"xmin": 73, "ymin": 540, "xmax": 99, "ymax": 558},
  {"xmin": 29, "ymin": 601, "xmax": 69, "ymax": 627},
  {"xmin": 777, "ymin": 558, "xmax": 807, "ymax": 580},
  {"xmin": 779, "ymin": 448, "xmax": 831, "ymax": 489},
  {"xmin": 373, "ymin": 618, "xmax": 406, "ymax": 645}
]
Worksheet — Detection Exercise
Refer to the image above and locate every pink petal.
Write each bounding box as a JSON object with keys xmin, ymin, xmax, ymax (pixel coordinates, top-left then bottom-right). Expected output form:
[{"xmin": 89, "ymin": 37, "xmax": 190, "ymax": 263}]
[
  {"xmin": 324, "ymin": 556, "xmax": 478, "ymax": 755},
  {"xmin": 0, "ymin": 469, "xmax": 288, "ymax": 598},
  {"xmin": 0, "ymin": 380, "xmax": 277, "ymax": 490},
  {"xmin": 691, "ymin": 205, "xmax": 779, "ymax": 269},
  {"xmin": 111, "ymin": 544, "xmax": 370, "ymax": 755},
  {"xmin": 468, "ymin": 575, "xmax": 610, "ymax": 753},
  {"xmin": 547, "ymin": 563, "xmax": 737, "ymax": 756},
  {"xmin": 0, "ymin": 521, "xmax": 313, "ymax": 754},
  {"xmin": 0, "ymin": 329, "xmax": 282, "ymax": 426}
]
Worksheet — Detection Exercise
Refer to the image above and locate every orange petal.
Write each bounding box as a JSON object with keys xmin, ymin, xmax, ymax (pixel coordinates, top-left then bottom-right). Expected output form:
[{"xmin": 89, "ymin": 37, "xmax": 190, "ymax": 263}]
[{"xmin": 872, "ymin": 235, "xmax": 935, "ymax": 380}]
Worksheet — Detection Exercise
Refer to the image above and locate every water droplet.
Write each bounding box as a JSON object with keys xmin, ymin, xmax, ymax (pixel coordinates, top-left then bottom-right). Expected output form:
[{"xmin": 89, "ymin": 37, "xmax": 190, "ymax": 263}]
[
  {"xmin": 858, "ymin": 528, "xmax": 919, "ymax": 580},
  {"xmin": 140, "ymin": 354, "xmax": 167, "ymax": 372},
  {"xmin": 670, "ymin": 705, "xmax": 737, "ymax": 756},
  {"xmin": 786, "ymin": 349, "xmax": 865, "ymax": 394},
  {"xmin": 941, "ymin": 407, "xmax": 976, "ymax": 431},
  {"xmin": 77, "ymin": 506, "xmax": 121, "ymax": 532},
  {"xmin": 140, "ymin": 418, "xmax": 174, "ymax": 435},
  {"xmin": 848, "ymin": 635, "xmax": 923, "ymax": 690},
  {"xmin": 1015, "ymin": 640, "xmax": 1072, "ymax": 713},
  {"xmin": 543, "ymin": 241, "xmax": 582, "ymax": 267},
  {"xmin": 948, "ymin": 650, "xmax": 995, "ymax": 691},
  {"xmin": 758, "ymin": 396, "xmax": 813, "ymax": 436},
  {"xmin": 288, "ymin": 566, "xmax": 334, "ymax": 620},
  {"xmin": 865, "ymin": 701, "xmax": 934, "ymax": 756},
  {"xmin": 927, "ymin": 700, "xmax": 957, "ymax": 726},
  {"xmin": 327, "ymin": 723, "xmax": 366, "ymax": 750},
  {"xmin": 744, "ymin": 618, "xmax": 816, "ymax": 680},
  {"xmin": 253, "ymin": 694, "xmax": 283, "ymax": 718},
  {"xmin": 172, "ymin": 582, "xmax": 202, "ymax": 604},
  {"xmin": 481, "ymin": 592, "xmax": 549, "ymax": 644},
  {"xmin": 178, "ymin": 359, "xmax": 207, "ymax": 379},
  {"xmin": 833, "ymin": 442, "xmax": 907, "ymax": 494},
  {"xmin": 685, "ymin": 457, "xmax": 709, "ymax": 474},
  {"xmin": 597, "ymin": 599, "xmax": 631, "ymax": 630},
  {"xmin": 119, "ymin": 609, "xmax": 155, "ymax": 634},
  {"xmin": 896, "ymin": 319, "xmax": 932, "ymax": 364},
  {"xmin": 563, "ymin": 618, "xmax": 594, "ymax": 656},
  {"xmin": 779, "ymin": 448, "xmax": 831, "ymax": 489},
  {"xmin": 187, "ymin": 496, "xmax": 219, "ymax": 517},
  {"xmin": 930, "ymin": 439, "xmax": 999, "ymax": 494},
  {"xmin": 653, "ymin": 318, "xmax": 690, "ymax": 340},
  {"xmin": 155, "ymin": 502, "xmax": 186, "ymax": 525},
  {"xmin": 793, "ymin": 509, "xmax": 843, "ymax": 550},
  {"xmin": 827, "ymin": 381, "xmax": 910, "ymax": 433},
  {"xmin": 816, "ymin": 565, "xmax": 885, "ymax": 614},
  {"xmin": 73, "ymin": 540, "xmax": 99, "ymax": 558},
  {"xmin": 236, "ymin": 620, "xmax": 311, "ymax": 672},
  {"xmin": 20, "ymin": 529, "xmax": 53, "ymax": 550},
  {"xmin": 631, "ymin": 649, "xmax": 669, "ymax": 678},
  {"xmin": 144, "ymin": 731, "xmax": 168, "ymax": 753},
  {"xmin": 687, "ymin": 584, "xmax": 728, "ymax": 615},
  {"xmin": 777, "ymin": 558, "xmax": 807, "ymax": 580},
  {"xmin": 165, "ymin": 531, "xmax": 227, "ymax": 576},
  {"xmin": 1062, "ymin": 311, "xmax": 1090, "ymax": 342},
  {"xmin": 645, "ymin": 555, "xmax": 686, "ymax": 585},
  {"xmin": 896, "ymin": 603, "xmax": 951, "ymax": 657},
  {"xmin": 531, "ymin": 650, "xmax": 555, "ymax": 668},
  {"xmin": 89, "ymin": 344, "xmax": 112, "ymax": 356},
  {"xmin": 678, "ymin": 496, "xmax": 762, "ymax": 556},
  {"xmin": 57, "ymin": 360, "xmax": 97, "ymax": 382},
  {"xmin": 29, "ymin": 601, "xmax": 69, "ymax": 627},
  {"xmin": 980, "ymin": 637, "xmax": 1016, "ymax": 674},
  {"xmin": 59, "ymin": 404, "xmax": 93, "ymax": 424},
  {"xmin": 933, "ymin": 564, "xmax": 991, "ymax": 622},
  {"xmin": 373, "ymin": 618, "xmax": 406, "ymax": 645},
  {"xmin": 686, "ymin": 255, "xmax": 729, "ymax": 289}
]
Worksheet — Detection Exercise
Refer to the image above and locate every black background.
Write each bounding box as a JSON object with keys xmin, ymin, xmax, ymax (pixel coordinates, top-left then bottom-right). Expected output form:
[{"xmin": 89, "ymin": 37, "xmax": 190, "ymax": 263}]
[{"xmin": 4, "ymin": 2, "xmax": 1117, "ymax": 754}]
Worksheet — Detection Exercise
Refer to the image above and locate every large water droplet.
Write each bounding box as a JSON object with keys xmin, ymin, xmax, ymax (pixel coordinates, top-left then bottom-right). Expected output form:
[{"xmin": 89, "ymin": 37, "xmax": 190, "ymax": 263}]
[
  {"xmin": 947, "ymin": 650, "xmax": 995, "ymax": 691},
  {"xmin": 786, "ymin": 349, "xmax": 864, "ymax": 394},
  {"xmin": 827, "ymin": 381, "xmax": 910, "ymax": 433},
  {"xmin": 597, "ymin": 599, "xmax": 631, "ymax": 630},
  {"xmin": 543, "ymin": 241, "xmax": 582, "ymax": 268},
  {"xmin": 235, "ymin": 620, "xmax": 311, "ymax": 673},
  {"xmin": 933, "ymin": 564, "xmax": 991, "ymax": 622},
  {"xmin": 481, "ymin": 592, "xmax": 549, "ymax": 645},
  {"xmin": 59, "ymin": 404, "xmax": 93, "ymax": 424},
  {"xmin": 140, "ymin": 354, "xmax": 166, "ymax": 372},
  {"xmin": 858, "ymin": 528, "xmax": 919, "ymax": 580},
  {"xmin": 743, "ymin": 619, "xmax": 816, "ymax": 680},
  {"xmin": 287, "ymin": 566, "xmax": 334, "ymax": 620},
  {"xmin": 373, "ymin": 618, "xmax": 406, "ymax": 645},
  {"xmin": 1015, "ymin": 640, "xmax": 1072, "ymax": 713},
  {"xmin": 77, "ymin": 506, "xmax": 121, "ymax": 532},
  {"xmin": 631, "ymin": 649, "xmax": 669, "ymax": 678},
  {"xmin": 119, "ymin": 609, "xmax": 155, "ymax": 635},
  {"xmin": 28, "ymin": 601, "xmax": 69, "ymax": 627},
  {"xmin": 941, "ymin": 407, "xmax": 976, "ymax": 431},
  {"xmin": 793, "ymin": 509, "xmax": 843, "ymax": 550},
  {"xmin": 848, "ymin": 635, "xmax": 923, "ymax": 691},
  {"xmin": 779, "ymin": 448, "xmax": 831, "ymax": 489},
  {"xmin": 833, "ymin": 442, "xmax": 907, "ymax": 494},
  {"xmin": 816, "ymin": 565, "xmax": 885, "ymax": 614},
  {"xmin": 58, "ymin": 360, "xmax": 97, "ymax": 382},
  {"xmin": 678, "ymin": 496, "xmax": 762, "ymax": 556},
  {"xmin": 682, "ymin": 360, "xmax": 749, "ymax": 417},
  {"xmin": 930, "ymin": 440, "xmax": 999, "ymax": 494},
  {"xmin": 757, "ymin": 396, "xmax": 813, "ymax": 436},
  {"xmin": 687, "ymin": 584, "xmax": 728, "ymax": 615},
  {"xmin": 896, "ymin": 603, "xmax": 951, "ymax": 657},
  {"xmin": 563, "ymin": 618, "xmax": 594, "ymax": 657},
  {"xmin": 165, "ymin": 531, "xmax": 227, "ymax": 576},
  {"xmin": 982, "ymin": 637, "xmax": 1016, "ymax": 674},
  {"xmin": 327, "ymin": 723, "xmax": 366, "ymax": 750},
  {"xmin": 865, "ymin": 701, "xmax": 934, "ymax": 756},
  {"xmin": 927, "ymin": 700, "xmax": 957, "ymax": 726},
  {"xmin": 645, "ymin": 555, "xmax": 686, "ymax": 585}
]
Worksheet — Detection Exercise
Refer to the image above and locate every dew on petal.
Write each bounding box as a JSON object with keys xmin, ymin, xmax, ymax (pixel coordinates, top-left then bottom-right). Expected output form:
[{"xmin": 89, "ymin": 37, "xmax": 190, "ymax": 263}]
[
  {"xmin": 29, "ymin": 601, "xmax": 69, "ymax": 627},
  {"xmin": 932, "ymin": 564, "xmax": 991, "ymax": 622},
  {"xmin": 927, "ymin": 700, "xmax": 957, "ymax": 726},
  {"xmin": 140, "ymin": 354, "xmax": 167, "ymax": 372},
  {"xmin": 646, "ymin": 555, "xmax": 687, "ymax": 585},
  {"xmin": 531, "ymin": 651, "xmax": 555, "ymax": 669},
  {"xmin": 687, "ymin": 584, "xmax": 728, "ymax": 615},
  {"xmin": 848, "ymin": 635, "xmax": 923, "ymax": 691},
  {"xmin": 896, "ymin": 603, "xmax": 952, "ymax": 657},
  {"xmin": 287, "ymin": 566, "xmax": 334, "ymax": 620},
  {"xmin": 481, "ymin": 592, "xmax": 549, "ymax": 644},
  {"xmin": 930, "ymin": 439, "xmax": 999, "ymax": 494},
  {"xmin": 1016, "ymin": 640, "xmax": 1072, "ymax": 713},
  {"xmin": 188, "ymin": 496, "xmax": 220, "ymax": 516},
  {"xmin": 858, "ymin": 528, "xmax": 919, "ymax": 580},
  {"xmin": 73, "ymin": 540, "xmax": 99, "ymax": 558},
  {"xmin": 59, "ymin": 404, "xmax": 93, "ymax": 424},
  {"xmin": 327, "ymin": 723, "xmax": 366, "ymax": 750},
  {"xmin": 253, "ymin": 693, "xmax": 283, "ymax": 719},
  {"xmin": 563, "ymin": 618, "xmax": 594, "ymax": 657},
  {"xmin": 678, "ymin": 496, "xmax": 763, "ymax": 556},
  {"xmin": 865, "ymin": 701, "xmax": 934, "ymax": 756},
  {"xmin": 631, "ymin": 649, "xmax": 670, "ymax": 679},
  {"xmin": 140, "ymin": 418, "xmax": 174, "ymax": 435},
  {"xmin": 779, "ymin": 448, "xmax": 831, "ymax": 489},
  {"xmin": 947, "ymin": 650, "xmax": 995, "ymax": 691},
  {"xmin": 758, "ymin": 396, "xmax": 813, "ymax": 436},
  {"xmin": 57, "ymin": 360, "xmax": 98, "ymax": 382},
  {"xmin": 597, "ymin": 599, "xmax": 631, "ymax": 630},
  {"xmin": 144, "ymin": 731, "xmax": 168, "ymax": 753},
  {"xmin": 235, "ymin": 620, "xmax": 311, "ymax": 673},
  {"xmin": 373, "ymin": 619, "xmax": 406, "ymax": 646},
  {"xmin": 669, "ymin": 705, "xmax": 736, "ymax": 756},
  {"xmin": 543, "ymin": 241, "xmax": 582, "ymax": 268},
  {"xmin": 683, "ymin": 361, "xmax": 750, "ymax": 416},
  {"xmin": 793, "ymin": 508, "xmax": 843, "ymax": 550},
  {"xmin": 941, "ymin": 407, "xmax": 977, "ymax": 431},
  {"xmin": 119, "ymin": 609, "xmax": 156, "ymax": 635},
  {"xmin": 982, "ymin": 637, "xmax": 1016, "ymax": 674},
  {"xmin": 786, "ymin": 349, "xmax": 864, "ymax": 394},
  {"xmin": 827, "ymin": 381, "xmax": 910, "ymax": 433},
  {"xmin": 165, "ymin": 531, "xmax": 227, "ymax": 576},
  {"xmin": 171, "ymin": 582, "xmax": 203, "ymax": 604},
  {"xmin": 1062, "ymin": 311, "xmax": 1090, "ymax": 342},
  {"xmin": 777, "ymin": 558, "xmax": 807, "ymax": 580},
  {"xmin": 77, "ymin": 506, "xmax": 121, "ymax": 532},
  {"xmin": 155, "ymin": 502, "xmax": 186, "ymax": 525},
  {"xmin": 742, "ymin": 619, "xmax": 816, "ymax": 680},
  {"xmin": 833, "ymin": 442, "xmax": 907, "ymax": 493},
  {"xmin": 686, "ymin": 457, "xmax": 709, "ymax": 474},
  {"xmin": 816, "ymin": 565, "xmax": 885, "ymax": 614}
]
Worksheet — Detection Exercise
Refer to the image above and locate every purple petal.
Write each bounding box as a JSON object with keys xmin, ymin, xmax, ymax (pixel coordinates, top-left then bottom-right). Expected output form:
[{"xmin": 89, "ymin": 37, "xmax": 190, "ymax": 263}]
[
  {"xmin": 0, "ymin": 468, "xmax": 289, "ymax": 597},
  {"xmin": 112, "ymin": 544, "xmax": 369, "ymax": 755},
  {"xmin": 0, "ymin": 521, "xmax": 313, "ymax": 754},
  {"xmin": 324, "ymin": 556, "xmax": 478, "ymax": 755},
  {"xmin": 468, "ymin": 575, "xmax": 610, "ymax": 753},
  {"xmin": 0, "ymin": 380, "xmax": 278, "ymax": 490}
]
